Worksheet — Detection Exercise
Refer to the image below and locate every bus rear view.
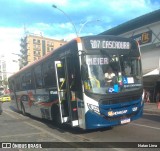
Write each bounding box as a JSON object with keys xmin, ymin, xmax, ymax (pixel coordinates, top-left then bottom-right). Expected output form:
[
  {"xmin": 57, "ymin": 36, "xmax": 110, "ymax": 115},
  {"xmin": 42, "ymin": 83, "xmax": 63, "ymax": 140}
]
[{"xmin": 79, "ymin": 36, "xmax": 143, "ymax": 129}]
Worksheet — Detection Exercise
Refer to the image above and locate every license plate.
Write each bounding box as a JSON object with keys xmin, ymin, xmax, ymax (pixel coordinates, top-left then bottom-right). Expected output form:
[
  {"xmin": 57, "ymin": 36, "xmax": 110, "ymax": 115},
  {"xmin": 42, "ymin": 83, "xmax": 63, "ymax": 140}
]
[{"xmin": 121, "ymin": 118, "xmax": 130, "ymax": 124}]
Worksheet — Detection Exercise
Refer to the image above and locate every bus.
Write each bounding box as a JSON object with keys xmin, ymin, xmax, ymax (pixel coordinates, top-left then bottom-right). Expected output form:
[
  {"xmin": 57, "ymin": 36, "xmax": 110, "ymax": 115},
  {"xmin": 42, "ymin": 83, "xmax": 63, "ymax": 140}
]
[{"xmin": 8, "ymin": 35, "xmax": 143, "ymax": 130}]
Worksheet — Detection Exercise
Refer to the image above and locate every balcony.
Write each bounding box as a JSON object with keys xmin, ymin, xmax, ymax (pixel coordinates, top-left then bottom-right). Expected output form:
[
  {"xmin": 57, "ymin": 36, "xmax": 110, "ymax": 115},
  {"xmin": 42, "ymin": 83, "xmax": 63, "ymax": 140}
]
[{"xmin": 33, "ymin": 47, "xmax": 41, "ymax": 51}]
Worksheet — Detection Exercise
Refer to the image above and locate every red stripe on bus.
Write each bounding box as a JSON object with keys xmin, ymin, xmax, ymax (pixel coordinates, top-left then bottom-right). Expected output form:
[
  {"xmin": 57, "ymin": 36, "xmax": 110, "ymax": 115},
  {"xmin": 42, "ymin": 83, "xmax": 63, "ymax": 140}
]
[{"xmin": 38, "ymin": 100, "xmax": 58, "ymax": 107}]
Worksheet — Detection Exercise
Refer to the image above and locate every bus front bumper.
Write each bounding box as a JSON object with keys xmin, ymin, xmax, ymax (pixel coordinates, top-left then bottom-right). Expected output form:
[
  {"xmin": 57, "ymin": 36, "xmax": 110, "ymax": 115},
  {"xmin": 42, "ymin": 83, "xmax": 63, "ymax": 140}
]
[{"xmin": 85, "ymin": 105, "xmax": 143, "ymax": 130}]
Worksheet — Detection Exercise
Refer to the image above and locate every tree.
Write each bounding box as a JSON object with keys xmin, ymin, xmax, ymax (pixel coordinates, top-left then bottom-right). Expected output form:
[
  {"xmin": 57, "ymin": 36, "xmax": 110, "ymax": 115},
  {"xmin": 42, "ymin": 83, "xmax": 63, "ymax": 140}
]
[{"xmin": 19, "ymin": 36, "xmax": 28, "ymax": 69}]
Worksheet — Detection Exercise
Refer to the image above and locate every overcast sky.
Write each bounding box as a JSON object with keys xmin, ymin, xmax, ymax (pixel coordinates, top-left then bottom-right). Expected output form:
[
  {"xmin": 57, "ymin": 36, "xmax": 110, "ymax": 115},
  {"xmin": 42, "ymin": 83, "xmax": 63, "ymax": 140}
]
[{"xmin": 0, "ymin": 0, "xmax": 160, "ymax": 57}]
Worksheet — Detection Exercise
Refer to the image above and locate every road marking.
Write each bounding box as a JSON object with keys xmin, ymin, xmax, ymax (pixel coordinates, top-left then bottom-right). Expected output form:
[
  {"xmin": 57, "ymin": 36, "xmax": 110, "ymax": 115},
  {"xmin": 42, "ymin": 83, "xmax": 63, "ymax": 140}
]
[
  {"xmin": 3, "ymin": 110, "xmax": 20, "ymax": 119},
  {"xmin": 0, "ymin": 132, "xmax": 41, "ymax": 138},
  {"xmin": 143, "ymin": 112, "xmax": 160, "ymax": 116},
  {"xmin": 131, "ymin": 123, "xmax": 160, "ymax": 130}
]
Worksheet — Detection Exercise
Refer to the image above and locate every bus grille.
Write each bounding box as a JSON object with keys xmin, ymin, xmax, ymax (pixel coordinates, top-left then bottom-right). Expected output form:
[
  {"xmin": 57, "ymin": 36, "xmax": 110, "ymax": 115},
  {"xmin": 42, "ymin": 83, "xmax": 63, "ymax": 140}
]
[
  {"xmin": 100, "ymin": 95, "xmax": 140, "ymax": 105},
  {"xmin": 103, "ymin": 111, "xmax": 138, "ymax": 121}
]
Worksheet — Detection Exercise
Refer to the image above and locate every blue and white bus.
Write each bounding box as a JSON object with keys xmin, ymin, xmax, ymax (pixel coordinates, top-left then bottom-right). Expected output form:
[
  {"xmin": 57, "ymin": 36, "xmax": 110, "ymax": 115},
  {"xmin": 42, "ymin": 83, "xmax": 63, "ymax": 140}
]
[{"xmin": 8, "ymin": 35, "xmax": 143, "ymax": 130}]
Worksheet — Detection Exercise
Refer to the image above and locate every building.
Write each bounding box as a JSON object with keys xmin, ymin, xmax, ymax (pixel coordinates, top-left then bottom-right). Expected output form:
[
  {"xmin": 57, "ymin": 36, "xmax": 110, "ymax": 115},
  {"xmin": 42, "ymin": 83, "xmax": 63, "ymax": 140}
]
[
  {"xmin": 100, "ymin": 9, "xmax": 160, "ymax": 102},
  {"xmin": 0, "ymin": 55, "xmax": 19, "ymax": 90},
  {"xmin": 20, "ymin": 34, "xmax": 66, "ymax": 68},
  {"xmin": 0, "ymin": 59, "xmax": 7, "ymax": 87}
]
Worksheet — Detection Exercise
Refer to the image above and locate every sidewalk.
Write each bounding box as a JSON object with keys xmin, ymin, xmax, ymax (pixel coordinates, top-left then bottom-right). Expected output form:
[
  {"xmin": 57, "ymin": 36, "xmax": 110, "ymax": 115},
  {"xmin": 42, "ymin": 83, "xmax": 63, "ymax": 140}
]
[{"xmin": 143, "ymin": 102, "xmax": 160, "ymax": 115}]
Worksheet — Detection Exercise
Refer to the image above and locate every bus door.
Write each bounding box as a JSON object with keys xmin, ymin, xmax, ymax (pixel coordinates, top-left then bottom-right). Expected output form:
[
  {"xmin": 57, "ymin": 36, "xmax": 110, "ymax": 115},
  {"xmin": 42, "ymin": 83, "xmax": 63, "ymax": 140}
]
[
  {"xmin": 65, "ymin": 56, "xmax": 78, "ymax": 127},
  {"xmin": 55, "ymin": 61, "xmax": 69, "ymax": 123},
  {"xmin": 55, "ymin": 59, "xmax": 78, "ymax": 127}
]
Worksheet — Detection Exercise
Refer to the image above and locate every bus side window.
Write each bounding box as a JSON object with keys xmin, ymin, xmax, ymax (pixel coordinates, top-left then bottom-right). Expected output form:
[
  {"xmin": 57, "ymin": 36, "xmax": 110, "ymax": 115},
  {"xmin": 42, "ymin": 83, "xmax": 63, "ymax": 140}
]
[
  {"xmin": 42, "ymin": 59, "xmax": 56, "ymax": 87},
  {"xmin": 11, "ymin": 80, "xmax": 16, "ymax": 91},
  {"xmin": 25, "ymin": 71, "xmax": 34, "ymax": 90},
  {"xmin": 8, "ymin": 80, "xmax": 13, "ymax": 91},
  {"xmin": 15, "ymin": 76, "xmax": 21, "ymax": 91},
  {"xmin": 34, "ymin": 65, "xmax": 43, "ymax": 88},
  {"xmin": 21, "ymin": 74, "xmax": 26, "ymax": 90}
]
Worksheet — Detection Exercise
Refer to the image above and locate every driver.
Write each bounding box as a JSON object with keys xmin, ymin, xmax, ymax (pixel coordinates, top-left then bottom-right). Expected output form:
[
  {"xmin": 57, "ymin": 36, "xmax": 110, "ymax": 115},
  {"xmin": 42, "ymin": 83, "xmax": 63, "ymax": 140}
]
[{"xmin": 105, "ymin": 67, "xmax": 115, "ymax": 84}]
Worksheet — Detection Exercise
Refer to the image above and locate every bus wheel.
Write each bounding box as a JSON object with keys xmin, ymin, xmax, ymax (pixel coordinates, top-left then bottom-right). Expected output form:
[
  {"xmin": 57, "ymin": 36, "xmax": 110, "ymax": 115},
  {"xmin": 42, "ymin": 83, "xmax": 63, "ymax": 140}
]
[{"xmin": 21, "ymin": 103, "xmax": 26, "ymax": 116}]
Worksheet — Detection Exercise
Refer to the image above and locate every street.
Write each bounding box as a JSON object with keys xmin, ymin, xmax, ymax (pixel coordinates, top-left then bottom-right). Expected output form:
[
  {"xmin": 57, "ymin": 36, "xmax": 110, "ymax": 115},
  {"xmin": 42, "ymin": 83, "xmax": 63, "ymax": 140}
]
[{"xmin": 0, "ymin": 102, "xmax": 160, "ymax": 151}]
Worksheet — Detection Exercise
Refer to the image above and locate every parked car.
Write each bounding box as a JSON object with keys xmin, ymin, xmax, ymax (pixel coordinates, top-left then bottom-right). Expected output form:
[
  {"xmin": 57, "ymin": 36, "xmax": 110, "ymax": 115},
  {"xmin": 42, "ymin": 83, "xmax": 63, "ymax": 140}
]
[{"xmin": 0, "ymin": 95, "xmax": 11, "ymax": 102}]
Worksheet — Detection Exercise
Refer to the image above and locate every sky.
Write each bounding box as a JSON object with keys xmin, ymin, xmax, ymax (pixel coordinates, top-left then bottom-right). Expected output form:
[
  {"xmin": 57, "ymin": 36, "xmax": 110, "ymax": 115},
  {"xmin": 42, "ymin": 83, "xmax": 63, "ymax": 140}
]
[{"xmin": 0, "ymin": 0, "xmax": 160, "ymax": 58}]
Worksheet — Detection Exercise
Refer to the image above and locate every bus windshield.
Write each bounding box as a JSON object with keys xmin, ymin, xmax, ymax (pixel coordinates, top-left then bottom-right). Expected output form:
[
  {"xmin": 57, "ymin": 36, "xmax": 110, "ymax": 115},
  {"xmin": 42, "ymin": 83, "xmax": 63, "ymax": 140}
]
[{"xmin": 81, "ymin": 53, "xmax": 142, "ymax": 95}]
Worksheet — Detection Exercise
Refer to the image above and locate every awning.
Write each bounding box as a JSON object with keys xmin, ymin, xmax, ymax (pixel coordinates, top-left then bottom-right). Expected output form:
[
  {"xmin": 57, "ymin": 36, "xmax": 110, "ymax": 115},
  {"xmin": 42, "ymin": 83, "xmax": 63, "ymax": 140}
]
[
  {"xmin": 143, "ymin": 68, "xmax": 160, "ymax": 77},
  {"xmin": 143, "ymin": 68, "xmax": 160, "ymax": 89}
]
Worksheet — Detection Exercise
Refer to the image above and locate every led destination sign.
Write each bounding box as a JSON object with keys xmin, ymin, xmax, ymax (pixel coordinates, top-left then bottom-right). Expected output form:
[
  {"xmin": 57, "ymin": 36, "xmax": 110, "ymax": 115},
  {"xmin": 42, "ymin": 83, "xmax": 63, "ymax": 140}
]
[
  {"xmin": 86, "ymin": 57, "xmax": 109, "ymax": 65},
  {"xmin": 88, "ymin": 40, "xmax": 130, "ymax": 50}
]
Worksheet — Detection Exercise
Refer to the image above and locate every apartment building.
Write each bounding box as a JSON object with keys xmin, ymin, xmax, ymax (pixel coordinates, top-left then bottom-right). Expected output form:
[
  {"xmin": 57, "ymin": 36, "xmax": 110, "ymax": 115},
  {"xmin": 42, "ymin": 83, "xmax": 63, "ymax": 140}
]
[
  {"xmin": 0, "ymin": 59, "xmax": 7, "ymax": 87},
  {"xmin": 20, "ymin": 34, "xmax": 67, "ymax": 65},
  {"xmin": 0, "ymin": 55, "xmax": 19, "ymax": 90}
]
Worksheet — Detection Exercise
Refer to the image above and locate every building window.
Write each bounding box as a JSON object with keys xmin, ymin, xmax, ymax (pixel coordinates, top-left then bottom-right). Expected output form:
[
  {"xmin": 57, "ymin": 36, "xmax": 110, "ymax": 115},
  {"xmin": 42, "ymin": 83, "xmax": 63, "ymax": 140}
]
[
  {"xmin": 33, "ymin": 39, "xmax": 36, "ymax": 44},
  {"xmin": 33, "ymin": 44, "xmax": 36, "ymax": 49}
]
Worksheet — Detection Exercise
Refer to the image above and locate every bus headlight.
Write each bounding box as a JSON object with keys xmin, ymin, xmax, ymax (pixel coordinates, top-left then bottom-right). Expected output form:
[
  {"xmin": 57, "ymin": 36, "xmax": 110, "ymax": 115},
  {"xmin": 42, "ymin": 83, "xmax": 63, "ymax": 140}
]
[{"xmin": 87, "ymin": 103, "xmax": 100, "ymax": 114}]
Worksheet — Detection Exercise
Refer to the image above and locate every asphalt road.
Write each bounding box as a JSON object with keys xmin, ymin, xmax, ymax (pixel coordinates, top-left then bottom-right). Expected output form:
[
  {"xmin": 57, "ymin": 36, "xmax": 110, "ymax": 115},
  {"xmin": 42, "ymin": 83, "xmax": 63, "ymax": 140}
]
[{"xmin": 0, "ymin": 102, "xmax": 160, "ymax": 151}]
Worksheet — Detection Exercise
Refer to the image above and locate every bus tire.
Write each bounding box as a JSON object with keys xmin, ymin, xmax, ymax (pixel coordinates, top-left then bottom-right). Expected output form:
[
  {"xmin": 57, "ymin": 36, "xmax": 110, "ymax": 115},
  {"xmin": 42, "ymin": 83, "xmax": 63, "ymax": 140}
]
[{"xmin": 21, "ymin": 102, "xmax": 26, "ymax": 116}]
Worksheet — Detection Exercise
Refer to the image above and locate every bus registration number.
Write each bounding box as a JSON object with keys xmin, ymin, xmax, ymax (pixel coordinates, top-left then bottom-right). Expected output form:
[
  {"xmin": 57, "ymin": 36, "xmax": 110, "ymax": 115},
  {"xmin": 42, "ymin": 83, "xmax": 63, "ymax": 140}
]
[{"xmin": 121, "ymin": 118, "xmax": 130, "ymax": 124}]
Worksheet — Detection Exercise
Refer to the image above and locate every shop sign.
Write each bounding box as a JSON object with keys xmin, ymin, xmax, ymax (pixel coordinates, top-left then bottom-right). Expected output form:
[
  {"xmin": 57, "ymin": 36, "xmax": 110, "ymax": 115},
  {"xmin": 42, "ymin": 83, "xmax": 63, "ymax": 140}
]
[{"xmin": 131, "ymin": 31, "xmax": 152, "ymax": 45}]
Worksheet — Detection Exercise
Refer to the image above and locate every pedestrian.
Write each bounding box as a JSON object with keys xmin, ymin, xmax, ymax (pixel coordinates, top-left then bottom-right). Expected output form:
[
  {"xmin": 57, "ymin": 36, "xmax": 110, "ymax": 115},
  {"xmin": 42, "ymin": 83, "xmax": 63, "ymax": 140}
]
[
  {"xmin": 146, "ymin": 91, "xmax": 150, "ymax": 103},
  {"xmin": 156, "ymin": 92, "xmax": 160, "ymax": 109}
]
